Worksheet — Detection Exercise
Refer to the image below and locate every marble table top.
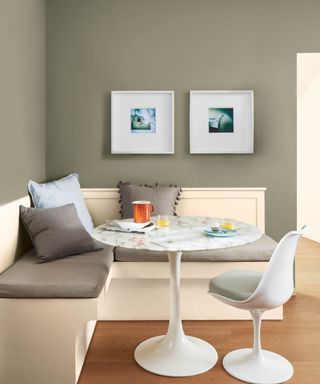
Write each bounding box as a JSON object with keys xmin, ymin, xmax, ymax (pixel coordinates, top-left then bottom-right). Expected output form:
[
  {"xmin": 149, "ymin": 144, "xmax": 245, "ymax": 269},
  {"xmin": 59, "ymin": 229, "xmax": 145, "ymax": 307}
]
[{"xmin": 93, "ymin": 216, "xmax": 262, "ymax": 252}]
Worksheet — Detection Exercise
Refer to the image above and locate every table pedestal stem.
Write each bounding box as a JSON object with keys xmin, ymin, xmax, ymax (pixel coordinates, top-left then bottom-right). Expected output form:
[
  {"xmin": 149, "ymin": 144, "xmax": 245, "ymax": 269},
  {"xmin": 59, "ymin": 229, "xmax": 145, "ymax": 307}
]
[
  {"xmin": 166, "ymin": 251, "xmax": 186, "ymax": 344},
  {"xmin": 134, "ymin": 251, "xmax": 218, "ymax": 377}
]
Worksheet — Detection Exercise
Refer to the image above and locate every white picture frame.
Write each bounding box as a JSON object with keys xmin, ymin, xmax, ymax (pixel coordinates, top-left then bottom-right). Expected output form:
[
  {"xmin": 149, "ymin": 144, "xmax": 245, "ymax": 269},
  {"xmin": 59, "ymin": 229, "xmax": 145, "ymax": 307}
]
[
  {"xmin": 111, "ymin": 91, "xmax": 174, "ymax": 154},
  {"xmin": 189, "ymin": 90, "xmax": 254, "ymax": 154}
]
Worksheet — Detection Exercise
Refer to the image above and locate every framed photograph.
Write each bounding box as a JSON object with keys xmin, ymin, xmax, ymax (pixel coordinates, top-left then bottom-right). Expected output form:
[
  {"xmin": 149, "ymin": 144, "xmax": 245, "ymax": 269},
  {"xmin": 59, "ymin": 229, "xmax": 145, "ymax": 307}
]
[
  {"xmin": 111, "ymin": 91, "xmax": 174, "ymax": 154},
  {"xmin": 189, "ymin": 91, "xmax": 254, "ymax": 154}
]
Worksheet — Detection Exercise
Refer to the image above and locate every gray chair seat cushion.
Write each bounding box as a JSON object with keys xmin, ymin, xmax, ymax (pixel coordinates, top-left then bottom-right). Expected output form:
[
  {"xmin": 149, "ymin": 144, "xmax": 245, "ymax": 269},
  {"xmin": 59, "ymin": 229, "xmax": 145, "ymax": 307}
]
[
  {"xmin": 114, "ymin": 234, "xmax": 277, "ymax": 262},
  {"xmin": 0, "ymin": 243, "xmax": 114, "ymax": 298},
  {"xmin": 209, "ymin": 270, "xmax": 263, "ymax": 301}
]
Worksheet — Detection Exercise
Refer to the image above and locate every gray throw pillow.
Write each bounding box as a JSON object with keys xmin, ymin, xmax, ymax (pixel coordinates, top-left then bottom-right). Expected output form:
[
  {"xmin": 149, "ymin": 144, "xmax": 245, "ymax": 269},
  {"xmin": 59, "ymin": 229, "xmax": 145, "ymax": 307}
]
[
  {"xmin": 118, "ymin": 182, "xmax": 181, "ymax": 219},
  {"xmin": 28, "ymin": 173, "xmax": 94, "ymax": 234},
  {"xmin": 20, "ymin": 204, "xmax": 101, "ymax": 263}
]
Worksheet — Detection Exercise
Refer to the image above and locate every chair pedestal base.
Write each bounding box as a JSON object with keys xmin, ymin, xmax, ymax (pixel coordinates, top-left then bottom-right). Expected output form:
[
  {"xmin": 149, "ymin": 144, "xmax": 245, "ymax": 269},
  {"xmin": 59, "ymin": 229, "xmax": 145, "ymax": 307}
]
[{"xmin": 223, "ymin": 348, "xmax": 293, "ymax": 384}]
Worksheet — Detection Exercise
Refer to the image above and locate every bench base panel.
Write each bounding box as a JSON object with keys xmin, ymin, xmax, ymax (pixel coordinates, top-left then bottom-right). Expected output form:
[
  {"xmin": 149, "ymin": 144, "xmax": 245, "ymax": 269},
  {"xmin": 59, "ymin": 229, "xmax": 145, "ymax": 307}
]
[
  {"xmin": 0, "ymin": 298, "xmax": 97, "ymax": 384},
  {"xmin": 98, "ymin": 262, "xmax": 283, "ymax": 320}
]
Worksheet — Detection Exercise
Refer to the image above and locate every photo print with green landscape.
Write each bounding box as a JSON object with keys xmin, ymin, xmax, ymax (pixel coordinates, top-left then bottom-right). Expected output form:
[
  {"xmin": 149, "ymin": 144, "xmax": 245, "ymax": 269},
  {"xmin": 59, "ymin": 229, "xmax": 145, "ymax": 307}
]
[
  {"xmin": 131, "ymin": 108, "xmax": 156, "ymax": 134},
  {"xmin": 208, "ymin": 108, "xmax": 234, "ymax": 133}
]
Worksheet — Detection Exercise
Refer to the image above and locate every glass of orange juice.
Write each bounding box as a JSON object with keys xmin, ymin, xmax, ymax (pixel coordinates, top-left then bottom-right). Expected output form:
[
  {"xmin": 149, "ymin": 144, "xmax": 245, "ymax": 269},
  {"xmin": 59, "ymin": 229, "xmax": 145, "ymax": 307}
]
[{"xmin": 157, "ymin": 215, "xmax": 170, "ymax": 228}]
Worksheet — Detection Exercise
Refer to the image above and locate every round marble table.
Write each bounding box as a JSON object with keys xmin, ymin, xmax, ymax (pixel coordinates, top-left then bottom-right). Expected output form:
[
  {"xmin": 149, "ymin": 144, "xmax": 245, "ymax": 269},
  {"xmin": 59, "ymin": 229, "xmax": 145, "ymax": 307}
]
[{"xmin": 93, "ymin": 216, "xmax": 262, "ymax": 377}]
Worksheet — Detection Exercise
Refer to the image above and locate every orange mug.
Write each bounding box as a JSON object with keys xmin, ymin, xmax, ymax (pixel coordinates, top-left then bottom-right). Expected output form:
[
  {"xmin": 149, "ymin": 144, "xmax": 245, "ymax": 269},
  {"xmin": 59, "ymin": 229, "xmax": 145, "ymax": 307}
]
[{"xmin": 132, "ymin": 201, "xmax": 155, "ymax": 223}]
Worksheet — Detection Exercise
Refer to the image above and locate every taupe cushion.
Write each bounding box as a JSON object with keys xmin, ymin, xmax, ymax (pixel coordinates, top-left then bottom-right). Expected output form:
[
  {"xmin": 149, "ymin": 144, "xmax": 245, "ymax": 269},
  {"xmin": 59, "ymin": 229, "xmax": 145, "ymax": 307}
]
[
  {"xmin": 209, "ymin": 270, "xmax": 263, "ymax": 301},
  {"xmin": 114, "ymin": 234, "xmax": 277, "ymax": 262},
  {"xmin": 20, "ymin": 204, "xmax": 102, "ymax": 263},
  {"xmin": 118, "ymin": 182, "xmax": 181, "ymax": 219},
  {"xmin": 0, "ymin": 243, "xmax": 114, "ymax": 298}
]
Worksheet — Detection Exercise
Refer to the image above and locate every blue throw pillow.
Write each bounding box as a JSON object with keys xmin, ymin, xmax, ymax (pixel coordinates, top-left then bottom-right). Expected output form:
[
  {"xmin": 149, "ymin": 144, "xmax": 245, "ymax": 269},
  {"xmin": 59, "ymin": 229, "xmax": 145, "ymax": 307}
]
[{"xmin": 28, "ymin": 173, "xmax": 94, "ymax": 234}]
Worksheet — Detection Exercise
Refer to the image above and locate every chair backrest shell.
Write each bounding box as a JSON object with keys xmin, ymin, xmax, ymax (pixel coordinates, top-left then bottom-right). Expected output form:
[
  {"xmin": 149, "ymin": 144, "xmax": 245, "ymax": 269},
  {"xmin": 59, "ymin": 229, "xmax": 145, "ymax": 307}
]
[{"xmin": 246, "ymin": 226, "xmax": 306, "ymax": 309}]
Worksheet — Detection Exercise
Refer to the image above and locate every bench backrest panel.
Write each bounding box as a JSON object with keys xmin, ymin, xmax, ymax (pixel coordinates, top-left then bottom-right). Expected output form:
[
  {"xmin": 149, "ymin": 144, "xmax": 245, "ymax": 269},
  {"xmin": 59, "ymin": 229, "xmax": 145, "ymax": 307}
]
[
  {"xmin": 82, "ymin": 187, "xmax": 265, "ymax": 231},
  {"xmin": 0, "ymin": 187, "xmax": 265, "ymax": 273},
  {"xmin": 0, "ymin": 196, "xmax": 31, "ymax": 273}
]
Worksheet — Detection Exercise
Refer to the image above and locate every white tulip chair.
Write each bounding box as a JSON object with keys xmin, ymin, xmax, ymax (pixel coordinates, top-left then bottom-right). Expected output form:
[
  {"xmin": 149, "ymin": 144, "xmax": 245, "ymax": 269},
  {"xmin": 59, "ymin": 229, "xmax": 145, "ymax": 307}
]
[{"xmin": 208, "ymin": 226, "xmax": 306, "ymax": 384}]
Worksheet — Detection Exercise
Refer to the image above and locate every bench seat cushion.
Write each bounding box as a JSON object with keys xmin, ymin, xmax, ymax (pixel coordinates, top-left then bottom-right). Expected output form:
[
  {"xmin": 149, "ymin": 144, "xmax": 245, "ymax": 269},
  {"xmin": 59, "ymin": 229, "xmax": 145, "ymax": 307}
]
[
  {"xmin": 0, "ymin": 243, "xmax": 114, "ymax": 298},
  {"xmin": 114, "ymin": 234, "xmax": 277, "ymax": 262}
]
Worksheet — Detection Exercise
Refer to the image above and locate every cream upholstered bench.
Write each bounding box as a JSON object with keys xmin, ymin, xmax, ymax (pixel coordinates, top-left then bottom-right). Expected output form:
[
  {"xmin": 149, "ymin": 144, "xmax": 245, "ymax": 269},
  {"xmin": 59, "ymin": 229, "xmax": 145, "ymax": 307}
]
[
  {"xmin": 0, "ymin": 246, "xmax": 113, "ymax": 384},
  {"xmin": 0, "ymin": 196, "xmax": 114, "ymax": 384},
  {"xmin": 0, "ymin": 187, "xmax": 279, "ymax": 384}
]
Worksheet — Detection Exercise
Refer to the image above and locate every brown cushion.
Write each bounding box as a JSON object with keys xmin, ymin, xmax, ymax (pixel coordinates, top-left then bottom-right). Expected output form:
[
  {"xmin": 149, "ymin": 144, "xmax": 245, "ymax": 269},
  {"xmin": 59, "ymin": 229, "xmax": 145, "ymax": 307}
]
[
  {"xmin": 118, "ymin": 182, "xmax": 181, "ymax": 219},
  {"xmin": 0, "ymin": 244, "xmax": 113, "ymax": 298},
  {"xmin": 114, "ymin": 234, "xmax": 277, "ymax": 262},
  {"xmin": 20, "ymin": 204, "xmax": 102, "ymax": 263}
]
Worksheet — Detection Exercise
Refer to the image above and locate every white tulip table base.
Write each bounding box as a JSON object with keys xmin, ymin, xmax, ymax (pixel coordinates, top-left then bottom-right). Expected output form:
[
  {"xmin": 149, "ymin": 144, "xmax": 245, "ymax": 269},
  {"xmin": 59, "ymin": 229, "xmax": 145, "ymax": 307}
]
[{"xmin": 134, "ymin": 333, "xmax": 218, "ymax": 377}]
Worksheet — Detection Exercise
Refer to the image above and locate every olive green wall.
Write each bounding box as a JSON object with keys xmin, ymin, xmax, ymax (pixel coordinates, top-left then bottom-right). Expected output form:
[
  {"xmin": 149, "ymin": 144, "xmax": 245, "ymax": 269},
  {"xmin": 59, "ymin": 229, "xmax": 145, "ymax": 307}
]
[
  {"xmin": 0, "ymin": 0, "xmax": 46, "ymax": 204},
  {"xmin": 46, "ymin": 0, "xmax": 320, "ymax": 240}
]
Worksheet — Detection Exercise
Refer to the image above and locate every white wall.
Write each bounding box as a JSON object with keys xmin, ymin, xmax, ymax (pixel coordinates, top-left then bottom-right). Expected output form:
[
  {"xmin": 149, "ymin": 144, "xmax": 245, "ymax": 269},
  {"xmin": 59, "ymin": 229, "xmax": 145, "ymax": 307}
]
[{"xmin": 297, "ymin": 53, "xmax": 320, "ymax": 242}]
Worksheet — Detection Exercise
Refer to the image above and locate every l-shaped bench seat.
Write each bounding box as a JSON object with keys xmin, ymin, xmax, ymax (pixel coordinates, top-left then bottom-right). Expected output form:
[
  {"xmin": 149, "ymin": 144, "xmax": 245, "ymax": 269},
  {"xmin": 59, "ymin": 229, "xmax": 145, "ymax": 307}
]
[{"xmin": 0, "ymin": 235, "xmax": 276, "ymax": 298}]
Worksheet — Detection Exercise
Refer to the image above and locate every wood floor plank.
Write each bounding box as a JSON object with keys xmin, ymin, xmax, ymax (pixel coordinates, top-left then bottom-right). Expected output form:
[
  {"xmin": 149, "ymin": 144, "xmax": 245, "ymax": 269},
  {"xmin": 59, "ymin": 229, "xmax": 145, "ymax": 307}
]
[{"xmin": 78, "ymin": 238, "xmax": 320, "ymax": 383}]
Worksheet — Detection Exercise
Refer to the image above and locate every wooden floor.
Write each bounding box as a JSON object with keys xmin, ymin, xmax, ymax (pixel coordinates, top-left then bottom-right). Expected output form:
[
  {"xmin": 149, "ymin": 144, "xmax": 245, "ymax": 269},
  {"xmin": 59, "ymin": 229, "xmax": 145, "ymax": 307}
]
[{"xmin": 79, "ymin": 238, "xmax": 320, "ymax": 384}]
